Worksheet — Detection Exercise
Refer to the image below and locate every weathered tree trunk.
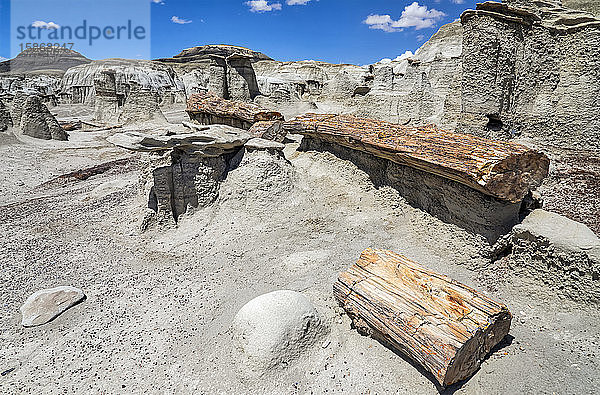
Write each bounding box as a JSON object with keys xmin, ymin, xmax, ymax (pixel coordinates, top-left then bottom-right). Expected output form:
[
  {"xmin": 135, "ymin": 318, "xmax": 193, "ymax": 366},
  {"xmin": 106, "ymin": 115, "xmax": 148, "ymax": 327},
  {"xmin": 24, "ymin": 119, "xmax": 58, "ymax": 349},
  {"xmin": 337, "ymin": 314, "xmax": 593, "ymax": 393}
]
[
  {"xmin": 284, "ymin": 114, "xmax": 549, "ymax": 202},
  {"xmin": 186, "ymin": 92, "xmax": 283, "ymax": 130},
  {"xmin": 334, "ymin": 248, "xmax": 512, "ymax": 387}
]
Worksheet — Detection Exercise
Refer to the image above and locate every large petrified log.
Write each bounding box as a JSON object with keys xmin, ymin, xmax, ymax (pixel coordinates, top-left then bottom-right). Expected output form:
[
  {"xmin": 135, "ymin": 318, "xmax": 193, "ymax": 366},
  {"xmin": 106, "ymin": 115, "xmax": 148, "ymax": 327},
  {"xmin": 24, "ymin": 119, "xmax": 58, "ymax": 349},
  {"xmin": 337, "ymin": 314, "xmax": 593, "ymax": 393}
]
[
  {"xmin": 284, "ymin": 114, "xmax": 549, "ymax": 202},
  {"xmin": 334, "ymin": 248, "xmax": 512, "ymax": 387},
  {"xmin": 186, "ymin": 92, "xmax": 284, "ymax": 130}
]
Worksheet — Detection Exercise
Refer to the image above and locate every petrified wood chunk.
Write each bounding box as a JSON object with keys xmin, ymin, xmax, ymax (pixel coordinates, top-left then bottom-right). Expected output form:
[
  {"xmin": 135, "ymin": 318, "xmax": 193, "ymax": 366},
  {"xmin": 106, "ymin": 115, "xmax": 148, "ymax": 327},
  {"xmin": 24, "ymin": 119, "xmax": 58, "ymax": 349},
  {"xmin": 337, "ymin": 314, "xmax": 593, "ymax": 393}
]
[
  {"xmin": 186, "ymin": 92, "xmax": 284, "ymax": 130},
  {"xmin": 284, "ymin": 114, "xmax": 549, "ymax": 202},
  {"xmin": 248, "ymin": 120, "xmax": 286, "ymax": 142},
  {"xmin": 334, "ymin": 248, "xmax": 512, "ymax": 387}
]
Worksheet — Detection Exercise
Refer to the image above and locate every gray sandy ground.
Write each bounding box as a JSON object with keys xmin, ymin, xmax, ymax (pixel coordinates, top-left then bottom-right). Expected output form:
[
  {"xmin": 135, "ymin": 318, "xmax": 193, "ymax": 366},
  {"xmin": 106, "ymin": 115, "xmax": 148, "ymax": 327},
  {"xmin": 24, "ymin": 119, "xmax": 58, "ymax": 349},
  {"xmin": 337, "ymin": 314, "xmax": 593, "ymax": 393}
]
[{"xmin": 0, "ymin": 126, "xmax": 598, "ymax": 394}]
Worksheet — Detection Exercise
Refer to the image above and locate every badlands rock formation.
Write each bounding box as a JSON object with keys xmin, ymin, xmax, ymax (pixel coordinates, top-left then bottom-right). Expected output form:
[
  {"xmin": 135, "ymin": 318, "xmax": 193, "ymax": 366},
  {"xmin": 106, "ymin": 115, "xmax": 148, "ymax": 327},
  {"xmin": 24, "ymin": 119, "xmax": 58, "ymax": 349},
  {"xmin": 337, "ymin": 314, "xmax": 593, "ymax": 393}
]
[
  {"xmin": 157, "ymin": 45, "xmax": 268, "ymax": 101},
  {"xmin": 93, "ymin": 69, "xmax": 121, "ymax": 124},
  {"xmin": 356, "ymin": 21, "xmax": 464, "ymax": 127},
  {"xmin": 253, "ymin": 60, "xmax": 368, "ymax": 107},
  {"xmin": 108, "ymin": 125, "xmax": 250, "ymax": 224},
  {"xmin": 523, "ymin": 0, "xmax": 600, "ymax": 16},
  {"xmin": 459, "ymin": 1, "xmax": 600, "ymax": 149},
  {"xmin": 250, "ymin": 1, "xmax": 600, "ymax": 151},
  {"xmin": 500, "ymin": 209, "xmax": 600, "ymax": 302},
  {"xmin": 0, "ymin": 2, "xmax": 596, "ymax": 150},
  {"xmin": 157, "ymin": 44, "xmax": 272, "ymax": 63},
  {"xmin": 0, "ymin": 74, "xmax": 62, "ymax": 103},
  {"xmin": 14, "ymin": 94, "xmax": 67, "ymax": 140},
  {"xmin": 62, "ymin": 59, "xmax": 185, "ymax": 106},
  {"xmin": 9, "ymin": 91, "xmax": 28, "ymax": 125},
  {"xmin": 117, "ymin": 85, "xmax": 167, "ymax": 125},
  {"xmin": 0, "ymin": 99, "xmax": 12, "ymax": 131}
]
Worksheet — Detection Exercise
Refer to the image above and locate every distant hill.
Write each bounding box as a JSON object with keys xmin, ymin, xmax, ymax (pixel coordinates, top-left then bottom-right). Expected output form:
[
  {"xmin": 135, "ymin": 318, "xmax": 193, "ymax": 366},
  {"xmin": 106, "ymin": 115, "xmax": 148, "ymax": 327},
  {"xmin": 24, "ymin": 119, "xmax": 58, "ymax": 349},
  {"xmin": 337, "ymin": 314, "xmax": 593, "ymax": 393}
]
[
  {"xmin": 156, "ymin": 44, "xmax": 273, "ymax": 63},
  {"xmin": 0, "ymin": 48, "xmax": 91, "ymax": 74}
]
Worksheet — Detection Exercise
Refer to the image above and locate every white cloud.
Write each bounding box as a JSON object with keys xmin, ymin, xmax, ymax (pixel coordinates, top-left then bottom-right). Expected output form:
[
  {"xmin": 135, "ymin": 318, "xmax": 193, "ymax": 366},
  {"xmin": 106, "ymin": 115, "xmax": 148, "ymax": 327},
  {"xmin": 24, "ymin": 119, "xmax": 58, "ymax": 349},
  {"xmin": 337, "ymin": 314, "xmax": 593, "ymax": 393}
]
[
  {"xmin": 31, "ymin": 21, "xmax": 60, "ymax": 29},
  {"xmin": 287, "ymin": 0, "xmax": 310, "ymax": 4},
  {"xmin": 364, "ymin": 2, "xmax": 445, "ymax": 32},
  {"xmin": 151, "ymin": 0, "xmax": 165, "ymax": 4},
  {"xmin": 416, "ymin": 34, "xmax": 426, "ymax": 41},
  {"xmin": 171, "ymin": 16, "xmax": 192, "ymax": 24},
  {"xmin": 245, "ymin": 0, "xmax": 282, "ymax": 12},
  {"xmin": 452, "ymin": 0, "xmax": 465, "ymax": 3}
]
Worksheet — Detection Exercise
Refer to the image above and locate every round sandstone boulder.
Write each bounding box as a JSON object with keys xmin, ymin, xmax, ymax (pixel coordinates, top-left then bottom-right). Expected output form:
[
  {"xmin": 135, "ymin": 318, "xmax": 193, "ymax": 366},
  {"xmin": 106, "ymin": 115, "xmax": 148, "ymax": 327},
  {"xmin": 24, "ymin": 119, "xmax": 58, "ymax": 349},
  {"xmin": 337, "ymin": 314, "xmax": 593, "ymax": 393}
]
[{"xmin": 232, "ymin": 290, "xmax": 323, "ymax": 372}]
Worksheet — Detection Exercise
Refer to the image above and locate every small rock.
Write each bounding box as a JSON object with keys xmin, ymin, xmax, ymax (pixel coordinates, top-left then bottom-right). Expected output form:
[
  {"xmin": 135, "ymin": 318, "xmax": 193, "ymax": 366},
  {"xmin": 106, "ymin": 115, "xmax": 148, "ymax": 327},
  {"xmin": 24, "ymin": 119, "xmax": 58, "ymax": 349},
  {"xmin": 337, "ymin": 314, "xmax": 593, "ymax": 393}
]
[
  {"xmin": 20, "ymin": 286, "xmax": 85, "ymax": 327},
  {"xmin": 244, "ymin": 137, "xmax": 285, "ymax": 152},
  {"xmin": 1, "ymin": 367, "xmax": 16, "ymax": 376}
]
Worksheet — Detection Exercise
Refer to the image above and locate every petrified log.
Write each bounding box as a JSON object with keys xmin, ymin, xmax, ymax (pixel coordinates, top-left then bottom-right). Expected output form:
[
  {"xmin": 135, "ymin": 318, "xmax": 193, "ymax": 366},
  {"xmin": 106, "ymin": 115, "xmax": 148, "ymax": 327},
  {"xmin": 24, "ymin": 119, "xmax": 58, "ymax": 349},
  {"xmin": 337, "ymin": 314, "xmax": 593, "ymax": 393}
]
[
  {"xmin": 186, "ymin": 92, "xmax": 284, "ymax": 130},
  {"xmin": 248, "ymin": 120, "xmax": 286, "ymax": 143},
  {"xmin": 284, "ymin": 114, "xmax": 549, "ymax": 202},
  {"xmin": 334, "ymin": 248, "xmax": 512, "ymax": 387}
]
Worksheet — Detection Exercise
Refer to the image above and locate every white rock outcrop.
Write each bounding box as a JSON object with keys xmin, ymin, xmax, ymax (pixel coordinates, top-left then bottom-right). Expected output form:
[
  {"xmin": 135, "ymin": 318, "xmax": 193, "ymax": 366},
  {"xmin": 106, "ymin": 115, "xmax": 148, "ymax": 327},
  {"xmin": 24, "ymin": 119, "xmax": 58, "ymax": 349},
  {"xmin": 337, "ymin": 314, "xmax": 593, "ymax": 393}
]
[
  {"xmin": 109, "ymin": 125, "xmax": 251, "ymax": 224},
  {"xmin": 108, "ymin": 125, "xmax": 249, "ymax": 154},
  {"xmin": 504, "ymin": 210, "xmax": 600, "ymax": 302},
  {"xmin": 20, "ymin": 286, "xmax": 85, "ymax": 327},
  {"xmin": 61, "ymin": 59, "xmax": 185, "ymax": 106},
  {"xmin": 232, "ymin": 290, "xmax": 323, "ymax": 372},
  {"xmin": 459, "ymin": 1, "xmax": 600, "ymax": 149}
]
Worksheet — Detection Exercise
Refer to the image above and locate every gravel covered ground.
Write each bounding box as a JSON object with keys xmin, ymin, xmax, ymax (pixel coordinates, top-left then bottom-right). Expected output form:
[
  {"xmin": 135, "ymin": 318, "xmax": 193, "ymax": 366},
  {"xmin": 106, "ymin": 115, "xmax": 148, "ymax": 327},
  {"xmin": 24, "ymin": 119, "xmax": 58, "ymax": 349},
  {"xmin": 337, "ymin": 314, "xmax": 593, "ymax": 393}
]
[{"xmin": 1, "ymin": 129, "xmax": 599, "ymax": 393}]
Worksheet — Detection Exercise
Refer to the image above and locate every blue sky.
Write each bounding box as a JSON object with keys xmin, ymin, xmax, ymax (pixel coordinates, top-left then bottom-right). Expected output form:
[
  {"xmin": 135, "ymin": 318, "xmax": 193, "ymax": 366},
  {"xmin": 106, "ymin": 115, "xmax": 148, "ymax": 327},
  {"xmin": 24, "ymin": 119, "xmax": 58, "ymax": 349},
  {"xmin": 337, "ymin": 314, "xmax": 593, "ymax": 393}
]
[{"xmin": 0, "ymin": 0, "xmax": 476, "ymax": 64}]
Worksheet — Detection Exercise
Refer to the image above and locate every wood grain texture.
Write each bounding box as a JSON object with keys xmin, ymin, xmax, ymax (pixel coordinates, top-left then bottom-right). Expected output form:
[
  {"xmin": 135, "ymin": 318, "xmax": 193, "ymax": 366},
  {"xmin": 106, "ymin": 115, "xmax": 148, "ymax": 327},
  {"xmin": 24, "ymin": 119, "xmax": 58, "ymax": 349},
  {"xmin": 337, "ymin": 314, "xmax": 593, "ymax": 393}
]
[
  {"xmin": 248, "ymin": 120, "xmax": 286, "ymax": 143},
  {"xmin": 334, "ymin": 248, "xmax": 512, "ymax": 387},
  {"xmin": 186, "ymin": 92, "xmax": 283, "ymax": 130},
  {"xmin": 284, "ymin": 114, "xmax": 549, "ymax": 202}
]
